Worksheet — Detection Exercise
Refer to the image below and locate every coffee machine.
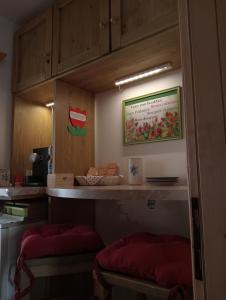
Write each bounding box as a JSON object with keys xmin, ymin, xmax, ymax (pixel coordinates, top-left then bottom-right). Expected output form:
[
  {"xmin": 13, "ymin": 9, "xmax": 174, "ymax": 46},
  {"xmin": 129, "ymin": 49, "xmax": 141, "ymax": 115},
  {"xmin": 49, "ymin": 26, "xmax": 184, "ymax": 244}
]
[{"xmin": 25, "ymin": 146, "xmax": 52, "ymax": 186}]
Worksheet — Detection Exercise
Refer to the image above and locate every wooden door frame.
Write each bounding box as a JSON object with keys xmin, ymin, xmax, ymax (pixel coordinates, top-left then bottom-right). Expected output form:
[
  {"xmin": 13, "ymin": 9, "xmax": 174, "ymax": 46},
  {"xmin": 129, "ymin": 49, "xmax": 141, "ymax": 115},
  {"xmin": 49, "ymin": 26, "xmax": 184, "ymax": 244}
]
[{"xmin": 179, "ymin": 1, "xmax": 226, "ymax": 299}]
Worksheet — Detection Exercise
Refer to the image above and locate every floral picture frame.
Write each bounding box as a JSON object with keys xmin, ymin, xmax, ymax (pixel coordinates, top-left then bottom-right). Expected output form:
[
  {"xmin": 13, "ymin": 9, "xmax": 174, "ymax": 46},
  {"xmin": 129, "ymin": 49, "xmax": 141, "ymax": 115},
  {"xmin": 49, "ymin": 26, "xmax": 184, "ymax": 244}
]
[{"xmin": 123, "ymin": 86, "xmax": 182, "ymax": 145}]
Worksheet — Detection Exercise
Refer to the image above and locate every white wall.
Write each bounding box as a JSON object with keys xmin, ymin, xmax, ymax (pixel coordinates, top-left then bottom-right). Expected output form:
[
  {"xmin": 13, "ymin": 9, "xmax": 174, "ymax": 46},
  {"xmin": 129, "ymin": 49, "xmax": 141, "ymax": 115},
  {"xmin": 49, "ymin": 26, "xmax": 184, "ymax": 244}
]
[
  {"xmin": 0, "ymin": 17, "xmax": 16, "ymax": 169},
  {"xmin": 95, "ymin": 69, "xmax": 187, "ymax": 184},
  {"xmin": 95, "ymin": 69, "xmax": 190, "ymax": 244}
]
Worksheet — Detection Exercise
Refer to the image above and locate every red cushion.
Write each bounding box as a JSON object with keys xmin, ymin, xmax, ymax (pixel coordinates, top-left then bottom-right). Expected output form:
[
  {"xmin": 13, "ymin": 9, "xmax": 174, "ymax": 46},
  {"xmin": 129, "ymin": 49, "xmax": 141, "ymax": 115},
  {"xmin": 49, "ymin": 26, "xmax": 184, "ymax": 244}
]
[
  {"xmin": 20, "ymin": 224, "xmax": 104, "ymax": 260},
  {"xmin": 96, "ymin": 232, "xmax": 192, "ymax": 288}
]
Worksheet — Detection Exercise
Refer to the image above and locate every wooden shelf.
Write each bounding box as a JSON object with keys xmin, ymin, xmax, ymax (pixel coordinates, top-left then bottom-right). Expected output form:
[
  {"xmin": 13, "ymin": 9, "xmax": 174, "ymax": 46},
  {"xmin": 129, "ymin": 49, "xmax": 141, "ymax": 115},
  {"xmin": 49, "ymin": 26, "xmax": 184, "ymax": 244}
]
[
  {"xmin": 0, "ymin": 52, "xmax": 6, "ymax": 62},
  {"xmin": 47, "ymin": 185, "xmax": 188, "ymax": 201}
]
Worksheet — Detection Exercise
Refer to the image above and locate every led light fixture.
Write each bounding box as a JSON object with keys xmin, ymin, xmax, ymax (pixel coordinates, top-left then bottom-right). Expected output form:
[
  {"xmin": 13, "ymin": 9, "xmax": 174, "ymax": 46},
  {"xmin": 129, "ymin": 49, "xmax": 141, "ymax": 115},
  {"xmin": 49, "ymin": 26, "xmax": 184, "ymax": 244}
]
[
  {"xmin": 45, "ymin": 102, "xmax": 55, "ymax": 107},
  {"xmin": 115, "ymin": 63, "xmax": 172, "ymax": 87}
]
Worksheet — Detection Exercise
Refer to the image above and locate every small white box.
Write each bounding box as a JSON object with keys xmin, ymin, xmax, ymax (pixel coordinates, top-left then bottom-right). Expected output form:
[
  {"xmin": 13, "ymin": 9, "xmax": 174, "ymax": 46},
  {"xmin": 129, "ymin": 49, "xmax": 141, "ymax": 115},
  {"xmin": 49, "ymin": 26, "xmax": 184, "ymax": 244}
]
[{"xmin": 47, "ymin": 173, "xmax": 74, "ymax": 188}]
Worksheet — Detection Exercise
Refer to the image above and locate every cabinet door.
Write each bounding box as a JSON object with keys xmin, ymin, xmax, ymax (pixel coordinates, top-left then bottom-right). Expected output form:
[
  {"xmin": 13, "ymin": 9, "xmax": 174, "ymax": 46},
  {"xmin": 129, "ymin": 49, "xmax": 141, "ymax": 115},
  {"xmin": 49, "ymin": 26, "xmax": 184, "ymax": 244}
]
[
  {"xmin": 13, "ymin": 8, "xmax": 52, "ymax": 92},
  {"xmin": 52, "ymin": 0, "xmax": 109, "ymax": 75},
  {"xmin": 111, "ymin": 0, "xmax": 178, "ymax": 51},
  {"xmin": 180, "ymin": 0, "xmax": 226, "ymax": 299}
]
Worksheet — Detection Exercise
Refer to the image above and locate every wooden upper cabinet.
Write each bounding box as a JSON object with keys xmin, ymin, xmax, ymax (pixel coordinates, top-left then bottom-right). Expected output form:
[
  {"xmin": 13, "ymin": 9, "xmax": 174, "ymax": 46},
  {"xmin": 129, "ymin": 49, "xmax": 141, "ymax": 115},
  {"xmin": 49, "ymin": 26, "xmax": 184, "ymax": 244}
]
[
  {"xmin": 52, "ymin": 0, "xmax": 110, "ymax": 76},
  {"xmin": 12, "ymin": 0, "xmax": 179, "ymax": 91},
  {"xmin": 13, "ymin": 8, "xmax": 52, "ymax": 92},
  {"xmin": 111, "ymin": 0, "xmax": 179, "ymax": 51}
]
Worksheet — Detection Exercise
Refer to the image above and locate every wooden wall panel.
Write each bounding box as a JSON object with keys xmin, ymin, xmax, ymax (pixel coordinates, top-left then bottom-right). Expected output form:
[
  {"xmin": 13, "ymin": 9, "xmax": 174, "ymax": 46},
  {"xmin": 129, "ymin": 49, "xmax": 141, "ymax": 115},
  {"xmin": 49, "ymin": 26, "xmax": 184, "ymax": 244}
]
[
  {"xmin": 54, "ymin": 80, "xmax": 95, "ymax": 176},
  {"xmin": 11, "ymin": 97, "xmax": 52, "ymax": 180}
]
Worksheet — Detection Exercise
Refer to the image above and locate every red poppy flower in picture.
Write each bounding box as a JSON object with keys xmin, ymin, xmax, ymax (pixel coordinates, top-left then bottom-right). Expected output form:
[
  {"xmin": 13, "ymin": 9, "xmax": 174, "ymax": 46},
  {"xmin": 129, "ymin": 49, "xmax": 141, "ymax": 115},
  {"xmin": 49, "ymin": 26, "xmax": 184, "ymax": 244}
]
[
  {"xmin": 67, "ymin": 107, "xmax": 87, "ymax": 136},
  {"xmin": 123, "ymin": 87, "xmax": 182, "ymax": 145}
]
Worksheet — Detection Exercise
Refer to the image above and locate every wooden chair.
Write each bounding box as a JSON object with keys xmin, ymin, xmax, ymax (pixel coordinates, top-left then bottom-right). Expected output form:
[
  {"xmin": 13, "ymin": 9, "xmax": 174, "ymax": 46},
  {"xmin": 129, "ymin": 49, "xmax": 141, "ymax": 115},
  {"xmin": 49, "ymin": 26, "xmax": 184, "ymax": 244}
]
[
  {"xmin": 94, "ymin": 270, "xmax": 184, "ymax": 300},
  {"xmin": 14, "ymin": 222, "xmax": 103, "ymax": 300},
  {"xmin": 21, "ymin": 252, "xmax": 96, "ymax": 300}
]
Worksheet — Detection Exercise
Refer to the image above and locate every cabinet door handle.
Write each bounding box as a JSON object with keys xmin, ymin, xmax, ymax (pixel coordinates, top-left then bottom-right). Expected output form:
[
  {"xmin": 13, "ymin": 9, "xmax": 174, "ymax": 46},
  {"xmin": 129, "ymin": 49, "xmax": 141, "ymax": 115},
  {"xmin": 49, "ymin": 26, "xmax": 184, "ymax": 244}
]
[
  {"xmin": 110, "ymin": 17, "xmax": 120, "ymax": 24},
  {"xmin": 99, "ymin": 21, "xmax": 108, "ymax": 29}
]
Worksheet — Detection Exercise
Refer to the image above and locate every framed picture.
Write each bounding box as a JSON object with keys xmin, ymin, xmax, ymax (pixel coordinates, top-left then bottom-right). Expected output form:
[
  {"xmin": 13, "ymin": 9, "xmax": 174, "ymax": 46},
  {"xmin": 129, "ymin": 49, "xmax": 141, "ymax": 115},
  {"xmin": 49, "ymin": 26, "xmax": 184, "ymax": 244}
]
[{"xmin": 123, "ymin": 86, "xmax": 182, "ymax": 145}]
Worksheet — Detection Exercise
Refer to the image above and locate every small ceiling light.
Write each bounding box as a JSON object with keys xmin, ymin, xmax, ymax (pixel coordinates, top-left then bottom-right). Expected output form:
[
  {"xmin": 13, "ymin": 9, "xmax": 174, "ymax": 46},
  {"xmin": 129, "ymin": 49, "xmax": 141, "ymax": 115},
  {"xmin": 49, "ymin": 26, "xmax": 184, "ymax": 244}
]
[
  {"xmin": 45, "ymin": 102, "xmax": 54, "ymax": 107},
  {"xmin": 115, "ymin": 63, "xmax": 172, "ymax": 87}
]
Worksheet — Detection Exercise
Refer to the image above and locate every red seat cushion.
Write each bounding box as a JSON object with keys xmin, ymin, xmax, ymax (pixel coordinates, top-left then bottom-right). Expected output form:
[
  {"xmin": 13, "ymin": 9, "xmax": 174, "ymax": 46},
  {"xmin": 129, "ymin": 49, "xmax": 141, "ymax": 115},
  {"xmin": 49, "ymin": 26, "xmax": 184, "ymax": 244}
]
[
  {"xmin": 96, "ymin": 232, "xmax": 192, "ymax": 289},
  {"xmin": 20, "ymin": 224, "xmax": 104, "ymax": 259},
  {"xmin": 15, "ymin": 224, "xmax": 104, "ymax": 299}
]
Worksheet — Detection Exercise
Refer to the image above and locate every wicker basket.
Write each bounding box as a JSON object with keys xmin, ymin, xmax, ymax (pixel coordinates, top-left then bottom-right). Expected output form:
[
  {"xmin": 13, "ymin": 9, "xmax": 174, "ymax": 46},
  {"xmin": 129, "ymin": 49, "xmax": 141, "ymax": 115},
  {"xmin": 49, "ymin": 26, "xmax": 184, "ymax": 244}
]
[{"xmin": 76, "ymin": 175, "xmax": 123, "ymax": 186}]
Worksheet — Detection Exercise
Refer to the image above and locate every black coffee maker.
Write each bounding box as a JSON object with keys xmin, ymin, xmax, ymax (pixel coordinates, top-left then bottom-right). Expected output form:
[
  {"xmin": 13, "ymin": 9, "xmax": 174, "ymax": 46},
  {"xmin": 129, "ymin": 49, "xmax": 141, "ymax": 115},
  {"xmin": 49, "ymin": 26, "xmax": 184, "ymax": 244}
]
[{"xmin": 25, "ymin": 146, "xmax": 52, "ymax": 186}]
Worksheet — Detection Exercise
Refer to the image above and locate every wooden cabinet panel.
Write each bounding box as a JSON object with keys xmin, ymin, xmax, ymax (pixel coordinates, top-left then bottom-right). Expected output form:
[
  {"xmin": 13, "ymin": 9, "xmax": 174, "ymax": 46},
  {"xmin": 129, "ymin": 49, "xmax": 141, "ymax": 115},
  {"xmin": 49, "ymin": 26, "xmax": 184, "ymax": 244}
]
[
  {"xmin": 11, "ymin": 97, "xmax": 52, "ymax": 180},
  {"xmin": 13, "ymin": 8, "xmax": 52, "ymax": 92},
  {"xmin": 54, "ymin": 80, "xmax": 95, "ymax": 176},
  {"xmin": 111, "ymin": 0, "xmax": 178, "ymax": 50},
  {"xmin": 52, "ymin": 0, "xmax": 109, "ymax": 75}
]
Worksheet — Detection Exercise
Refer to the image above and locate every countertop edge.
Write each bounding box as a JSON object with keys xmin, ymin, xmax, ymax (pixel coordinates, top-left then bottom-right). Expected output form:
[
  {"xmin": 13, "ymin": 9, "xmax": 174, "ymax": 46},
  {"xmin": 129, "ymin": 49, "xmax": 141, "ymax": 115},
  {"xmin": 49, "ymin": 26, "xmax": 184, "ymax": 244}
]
[{"xmin": 47, "ymin": 185, "xmax": 189, "ymax": 201}]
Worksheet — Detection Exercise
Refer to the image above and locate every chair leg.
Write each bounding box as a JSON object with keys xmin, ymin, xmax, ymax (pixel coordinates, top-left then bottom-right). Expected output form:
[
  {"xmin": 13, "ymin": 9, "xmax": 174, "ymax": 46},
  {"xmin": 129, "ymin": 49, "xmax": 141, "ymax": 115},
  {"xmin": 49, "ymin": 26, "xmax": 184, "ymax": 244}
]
[
  {"xmin": 94, "ymin": 277, "xmax": 111, "ymax": 300},
  {"xmin": 20, "ymin": 271, "xmax": 31, "ymax": 300}
]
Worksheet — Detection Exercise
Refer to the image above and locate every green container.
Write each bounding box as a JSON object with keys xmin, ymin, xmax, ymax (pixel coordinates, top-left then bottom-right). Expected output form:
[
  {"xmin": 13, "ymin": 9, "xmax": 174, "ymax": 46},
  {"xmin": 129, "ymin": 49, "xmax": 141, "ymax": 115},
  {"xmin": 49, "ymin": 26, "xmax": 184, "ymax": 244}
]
[
  {"xmin": 3, "ymin": 205, "xmax": 12, "ymax": 214},
  {"xmin": 11, "ymin": 206, "xmax": 28, "ymax": 217}
]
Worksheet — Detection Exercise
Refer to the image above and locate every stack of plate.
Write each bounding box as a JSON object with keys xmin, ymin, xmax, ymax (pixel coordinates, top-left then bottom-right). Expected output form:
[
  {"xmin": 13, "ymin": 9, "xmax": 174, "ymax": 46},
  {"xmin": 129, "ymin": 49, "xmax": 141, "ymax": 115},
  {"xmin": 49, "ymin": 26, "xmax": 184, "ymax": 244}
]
[{"xmin": 146, "ymin": 177, "xmax": 178, "ymax": 186}]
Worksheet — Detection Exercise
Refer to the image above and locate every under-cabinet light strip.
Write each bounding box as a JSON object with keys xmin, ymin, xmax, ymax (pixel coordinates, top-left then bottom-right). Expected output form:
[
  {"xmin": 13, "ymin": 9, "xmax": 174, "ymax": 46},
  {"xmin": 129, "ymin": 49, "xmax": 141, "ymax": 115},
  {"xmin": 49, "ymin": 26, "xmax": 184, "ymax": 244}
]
[
  {"xmin": 115, "ymin": 63, "xmax": 172, "ymax": 86},
  {"xmin": 45, "ymin": 102, "xmax": 55, "ymax": 107}
]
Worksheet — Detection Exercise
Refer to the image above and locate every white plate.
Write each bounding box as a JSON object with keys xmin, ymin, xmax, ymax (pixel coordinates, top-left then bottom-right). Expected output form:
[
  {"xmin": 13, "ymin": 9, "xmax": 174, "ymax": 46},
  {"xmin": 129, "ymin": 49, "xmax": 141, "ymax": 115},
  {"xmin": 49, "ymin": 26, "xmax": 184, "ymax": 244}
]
[{"xmin": 147, "ymin": 181, "xmax": 178, "ymax": 186}]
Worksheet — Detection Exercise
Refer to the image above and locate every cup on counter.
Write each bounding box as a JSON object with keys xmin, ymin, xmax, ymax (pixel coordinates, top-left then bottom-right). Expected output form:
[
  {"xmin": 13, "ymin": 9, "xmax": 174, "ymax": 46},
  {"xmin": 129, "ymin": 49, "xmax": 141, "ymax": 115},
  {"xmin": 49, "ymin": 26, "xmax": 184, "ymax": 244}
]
[
  {"xmin": 14, "ymin": 174, "xmax": 24, "ymax": 186},
  {"xmin": 128, "ymin": 157, "xmax": 143, "ymax": 185}
]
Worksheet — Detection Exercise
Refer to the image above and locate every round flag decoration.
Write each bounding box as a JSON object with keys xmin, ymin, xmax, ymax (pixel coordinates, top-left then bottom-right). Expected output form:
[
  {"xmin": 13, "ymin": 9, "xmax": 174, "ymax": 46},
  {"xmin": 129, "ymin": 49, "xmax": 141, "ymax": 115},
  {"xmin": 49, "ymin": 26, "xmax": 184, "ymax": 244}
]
[{"xmin": 68, "ymin": 106, "xmax": 87, "ymax": 136}]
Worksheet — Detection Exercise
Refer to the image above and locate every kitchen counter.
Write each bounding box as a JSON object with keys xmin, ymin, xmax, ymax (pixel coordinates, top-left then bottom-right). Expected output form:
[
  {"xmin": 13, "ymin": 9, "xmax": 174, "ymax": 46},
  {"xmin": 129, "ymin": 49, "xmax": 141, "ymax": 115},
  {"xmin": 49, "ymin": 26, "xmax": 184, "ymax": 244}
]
[
  {"xmin": 0, "ymin": 186, "xmax": 47, "ymax": 200},
  {"xmin": 0, "ymin": 185, "xmax": 189, "ymax": 201},
  {"xmin": 47, "ymin": 185, "xmax": 188, "ymax": 201}
]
